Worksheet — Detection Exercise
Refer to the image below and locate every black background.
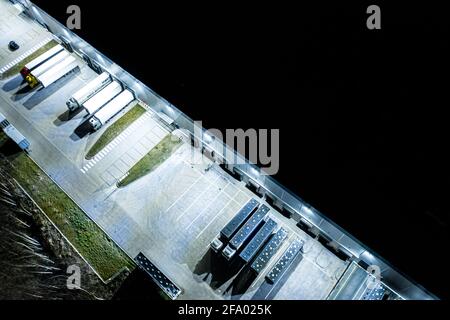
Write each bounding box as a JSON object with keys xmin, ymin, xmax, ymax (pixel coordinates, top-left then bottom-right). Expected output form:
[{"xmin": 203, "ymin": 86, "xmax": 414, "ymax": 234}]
[{"xmin": 30, "ymin": 0, "xmax": 449, "ymax": 299}]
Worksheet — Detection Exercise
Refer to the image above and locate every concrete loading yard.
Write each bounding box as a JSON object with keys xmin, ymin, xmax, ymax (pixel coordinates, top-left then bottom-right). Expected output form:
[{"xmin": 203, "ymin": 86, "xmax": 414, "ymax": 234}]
[{"xmin": 0, "ymin": 0, "xmax": 437, "ymax": 300}]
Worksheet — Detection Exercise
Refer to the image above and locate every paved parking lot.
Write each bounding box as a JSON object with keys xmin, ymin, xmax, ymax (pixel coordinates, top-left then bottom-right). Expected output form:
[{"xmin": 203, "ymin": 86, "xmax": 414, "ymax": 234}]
[
  {"xmin": 83, "ymin": 110, "xmax": 169, "ymax": 186},
  {"xmin": 0, "ymin": 2, "xmax": 52, "ymax": 72}
]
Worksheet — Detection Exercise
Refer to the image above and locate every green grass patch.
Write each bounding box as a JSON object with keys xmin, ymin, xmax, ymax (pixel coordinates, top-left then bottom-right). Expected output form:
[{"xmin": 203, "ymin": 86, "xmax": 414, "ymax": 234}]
[
  {"xmin": 2, "ymin": 40, "xmax": 59, "ymax": 78},
  {"xmin": 0, "ymin": 136, "xmax": 135, "ymax": 281},
  {"xmin": 86, "ymin": 104, "xmax": 147, "ymax": 160},
  {"xmin": 118, "ymin": 134, "xmax": 182, "ymax": 188}
]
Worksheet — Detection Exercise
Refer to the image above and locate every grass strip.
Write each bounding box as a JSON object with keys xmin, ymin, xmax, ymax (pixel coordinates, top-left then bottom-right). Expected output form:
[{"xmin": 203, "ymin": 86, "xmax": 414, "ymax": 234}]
[
  {"xmin": 0, "ymin": 134, "xmax": 135, "ymax": 280},
  {"xmin": 118, "ymin": 134, "xmax": 182, "ymax": 187},
  {"xmin": 86, "ymin": 104, "xmax": 146, "ymax": 160}
]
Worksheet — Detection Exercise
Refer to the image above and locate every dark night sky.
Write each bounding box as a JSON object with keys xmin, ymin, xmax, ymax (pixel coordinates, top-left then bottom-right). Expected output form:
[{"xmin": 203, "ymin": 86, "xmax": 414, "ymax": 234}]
[{"xmin": 31, "ymin": 1, "xmax": 449, "ymax": 298}]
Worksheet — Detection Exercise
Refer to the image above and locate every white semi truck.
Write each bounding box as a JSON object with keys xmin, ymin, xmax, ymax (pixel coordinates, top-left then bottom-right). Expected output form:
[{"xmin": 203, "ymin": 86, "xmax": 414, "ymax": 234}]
[
  {"xmin": 89, "ymin": 89, "xmax": 135, "ymax": 131},
  {"xmin": 66, "ymin": 72, "xmax": 112, "ymax": 111},
  {"xmin": 20, "ymin": 44, "xmax": 64, "ymax": 78},
  {"xmin": 82, "ymin": 80, "xmax": 123, "ymax": 115},
  {"xmin": 37, "ymin": 55, "xmax": 78, "ymax": 88},
  {"xmin": 23, "ymin": 50, "xmax": 70, "ymax": 88}
]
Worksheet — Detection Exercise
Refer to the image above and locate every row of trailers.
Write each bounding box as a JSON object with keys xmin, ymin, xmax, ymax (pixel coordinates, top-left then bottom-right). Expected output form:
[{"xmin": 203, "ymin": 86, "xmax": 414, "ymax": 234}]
[
  {"xmin": 210, "ymin": 198, "xmax": 304, "ymax": 285},
  {"xmin": 19, "ymin": 43, "xmax": 135, "ymax": 131},
  {"xmin": 20, "ymin": 44, "xmax": 78, "ymax": 89},
  {"xmin": 66, "ymin": 72, "xmax": 134, "ymax": 131}
]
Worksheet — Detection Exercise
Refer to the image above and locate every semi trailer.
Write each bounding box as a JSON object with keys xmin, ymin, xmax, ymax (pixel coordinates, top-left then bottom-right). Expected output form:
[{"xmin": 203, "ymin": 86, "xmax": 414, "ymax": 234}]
[
  {"xmin": 222, "ymin": 204, "xmax": 270, "ymax": 260},
  {"xmin": 20, "ymin": 44, "xmax": 64, "ymax": 78},
  {"xmin": 251, "ymin": 227, "xmax": 288, "ymax": 273},
  {"xmin": 265, "ymin": 238, "xmax": 304, "ymax": 284},
  {"xmin": 24, "ymin": 50, "xmax": 70, "ymax": 88},
  {"xmin": 66, "ymin": 72, "xmax": 112, "ymax": 111},
  {"xmin": 89, "ymin": 89, "xmax": 135, "ymax": 131},
  {"xmin": 83, "ymin": 80, "xmax": 123, "ymax": 115},
  {"xmin": 210, "ymin": 198, "xmax": 260, "ymax": 253},
  {"xmin": 239, "ymin": 218, "xmax": 277, "ymax": 263},
  {"xmin": 0, "ymin": 112, "xmax": 30, "ymax": 151},
  {"xmin": 37, "ymin": 55, "xmax": 78, "ymax": 88}
]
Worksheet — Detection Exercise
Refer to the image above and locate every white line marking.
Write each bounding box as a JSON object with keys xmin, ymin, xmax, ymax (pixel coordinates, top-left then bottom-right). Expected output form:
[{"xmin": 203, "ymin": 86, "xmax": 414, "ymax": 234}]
[
  {"xmin": 176, "ymin": 175, "xmax": 221, "ymax": 222},
  {"xmin": 185, "ymin": 182, "xmax": 229, "ymax": 230},
  {"xmin": 194, "ymin": 189, "xmax": 240, "ymax": 240},
  {"xmin": 165, "ymin": 175, "xmax": 204, "ymax": 214}
]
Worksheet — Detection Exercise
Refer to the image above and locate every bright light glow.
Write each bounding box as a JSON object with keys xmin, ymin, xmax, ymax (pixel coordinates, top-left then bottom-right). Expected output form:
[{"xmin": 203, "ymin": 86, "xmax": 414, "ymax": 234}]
[
  {"xmin": 166, "ymin": 105, "xmax": 175, "ymax": 114},
  {"xmin": 250, "ymin": 167, "xmax": 260, "ymax": 176},
  {"xmin": 302, "ymin": 206, "xmax": 314, "ymax": 216},
  {"xmin": 204, "ymin": 132, "xmax": 213, "ymax": 144}
]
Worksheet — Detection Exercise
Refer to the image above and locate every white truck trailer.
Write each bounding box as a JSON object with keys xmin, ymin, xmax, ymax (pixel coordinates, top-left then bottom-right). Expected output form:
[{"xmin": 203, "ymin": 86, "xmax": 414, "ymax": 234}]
[
  {"xmin": 24, "ymin": 50, "xmax": 70, "ymax": 88},
  {"xmin": 20, "ymin": 44, "xmax": 64, "ymax": 78},
  {"xmin": 36, "ymin": 55, "xmax": 78, "ymax": 88},
  {"xmin": 66, "ymin": 72, "xmax": 112, "ymax": 111},
  {"xmin": 83, "ymin": 80, "xmax": 123, "ymax": 115},
  {"xmin": 89, "ymin": 89, "xmax": 135, "ymax": 131}
]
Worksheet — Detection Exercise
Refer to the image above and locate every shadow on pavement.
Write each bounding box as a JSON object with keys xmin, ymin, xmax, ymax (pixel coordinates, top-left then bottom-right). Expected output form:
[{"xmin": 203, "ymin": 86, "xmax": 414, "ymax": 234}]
[
  {"xmin": 194, "ymin": 249, "xmax": 247, "ymax": 294},
  {"xmin": 11, "ymin": 84, "xmax": 34, "ymax": 102},
  {"xmin": 70, "ymin": 117, "xmax": 93, "ymax": 141},
  {"xmin": 228, "ymin": 265, "xmax": 258, "ymax": 299},
  {"xmin": 2, "ymin": 75, "xmax": 24, "ymax": 92},
  {"xmin": 251, "ymin": 253, "xmax": 304, "ymax": 300},
  {"xmin": 22, "ymin": 70, "xmax": 78, "ymax": 110},
  {"xmin": 53, "ymin": 106, "xmax": 84, "ymax": 127}
]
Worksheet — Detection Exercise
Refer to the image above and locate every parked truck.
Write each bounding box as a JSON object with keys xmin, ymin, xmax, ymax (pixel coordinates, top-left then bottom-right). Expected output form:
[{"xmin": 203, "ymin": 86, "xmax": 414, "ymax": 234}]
[
  {"xmin": 83, "ymin": 81, "xmax": 123, "ymax": 115},
  {"xmin": 66, "ymin": 72, "xmax": 112, "ymax": 111},
  {"xmin": 24, "ymin": 50, "xmax": 70, "ymax": 88},
  {"xmin": 89, "ymin": 89, "xmax": 135, "ymax": 131},
  {"xmin": 265, "ymin": 238, "xmax": 304, "ymax": 284},
  {"xmin": 222, "ymin": 204, "xmax": 270, "ymax": 260},
  {"xmin": 20, "ymin": 44, "xmax": 64, "ymax": 78},
  {"xmin": 210, "ymin": 198, "xmax": 260, "ymax": 253},
  {"xmin": 251, "ymin": 227, "xmax": 288, "ymax": 273},
  {"xmin": 37, "ymin": 55, "xmax": 78, "ymax": 88},
  {"xmin": 0, "ymin": 112, "xmax": 30, "ymax": 151},
  {"xmin": 239, "ymin": 218, "xmax": 277, "ymax": 263}
]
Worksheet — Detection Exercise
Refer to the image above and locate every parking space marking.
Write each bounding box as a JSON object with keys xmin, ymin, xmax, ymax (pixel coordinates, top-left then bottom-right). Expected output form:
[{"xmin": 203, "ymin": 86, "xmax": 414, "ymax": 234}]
[
  {"xmin": 80, "ymin": 110, "xmax": 154, "ymax": 174},
  {"xmin": 121, "ymin": 153, "xmax": 135, "ymax": 167},
  {"xmin": 100, "ymin": 170, "xmax": 116, "ymax": 185},
  {"xmin": 114, "ymin": 158, "xmax": 129, "ymax": 173},
  {"xmin": 175, "ymin": 175, "xmax": 221, "ymax": 222},
  {"xmin": 194, "ymin": 188, "xmax": 241, "ymax": 240},
  {"xmin": 185, "ymin": 182, "xmax": 230, "ymax": 230},
  {"xmin": 107, "ymin": 164, "xmax": 123, "ymax": 180},
  {"xmin": 164, "ymin": 174, "xmax": 204, "ymax": 214},
  {"xmin": 0, "ymin": 37, "xmax": 51, "ymax": 74}
]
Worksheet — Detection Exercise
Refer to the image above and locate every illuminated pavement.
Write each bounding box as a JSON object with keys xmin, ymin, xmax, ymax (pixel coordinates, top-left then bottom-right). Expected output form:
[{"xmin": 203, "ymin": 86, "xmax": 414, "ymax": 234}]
[
  {"xmin": 0, "ymin": 0, "xmax": 355, "ymax": 300},
  {"xmin": 0, "ymin": 1, "xmax": 50, "ymax": 72}
]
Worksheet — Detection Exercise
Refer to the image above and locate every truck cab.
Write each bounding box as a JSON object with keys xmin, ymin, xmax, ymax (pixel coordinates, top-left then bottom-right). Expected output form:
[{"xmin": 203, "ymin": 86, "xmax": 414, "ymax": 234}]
[
  {"xmin": 222, "ymin": 245, "xmax": 236, "ymax": 260},
  {"xmin": 210, "ymin": 236, "xmax": 223, "ymax": 253}
]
